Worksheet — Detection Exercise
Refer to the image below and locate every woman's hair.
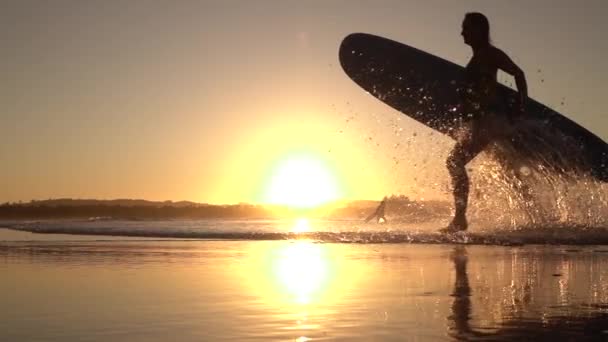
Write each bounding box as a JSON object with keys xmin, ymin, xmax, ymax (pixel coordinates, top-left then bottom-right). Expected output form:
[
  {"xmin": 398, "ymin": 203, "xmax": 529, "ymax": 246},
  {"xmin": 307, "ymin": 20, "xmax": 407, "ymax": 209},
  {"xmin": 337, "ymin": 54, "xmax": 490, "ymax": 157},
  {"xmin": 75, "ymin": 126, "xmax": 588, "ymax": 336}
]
[{"xmin": 465, "ymin": 12, "xmax": 491, "ymax": 45}]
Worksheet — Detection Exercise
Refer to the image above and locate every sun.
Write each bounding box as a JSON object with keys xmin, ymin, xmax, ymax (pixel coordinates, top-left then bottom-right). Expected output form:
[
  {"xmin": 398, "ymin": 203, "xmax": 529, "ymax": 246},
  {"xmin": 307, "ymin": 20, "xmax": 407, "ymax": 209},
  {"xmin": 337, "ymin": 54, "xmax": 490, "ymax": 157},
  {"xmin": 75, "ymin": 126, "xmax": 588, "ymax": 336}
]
[{"xmin": 264, "ymin": 154, "xmax": 341, "ymax": 208}]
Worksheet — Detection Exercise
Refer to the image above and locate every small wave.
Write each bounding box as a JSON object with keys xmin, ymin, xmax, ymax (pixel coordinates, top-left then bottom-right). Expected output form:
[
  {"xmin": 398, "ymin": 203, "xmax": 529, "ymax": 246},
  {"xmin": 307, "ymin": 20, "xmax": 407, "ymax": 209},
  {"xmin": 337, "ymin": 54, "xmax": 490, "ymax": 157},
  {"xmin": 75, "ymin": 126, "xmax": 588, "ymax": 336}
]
[{"xmin": 5, "ymin": 223, "xmax": 608, "ymax": 245}]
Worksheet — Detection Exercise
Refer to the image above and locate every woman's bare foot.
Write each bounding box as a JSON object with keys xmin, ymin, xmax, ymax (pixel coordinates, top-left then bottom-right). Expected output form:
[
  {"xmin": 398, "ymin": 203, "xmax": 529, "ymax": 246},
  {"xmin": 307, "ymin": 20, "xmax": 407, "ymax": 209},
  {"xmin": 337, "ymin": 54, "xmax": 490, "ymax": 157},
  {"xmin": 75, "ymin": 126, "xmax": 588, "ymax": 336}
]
[{"xmin": 440, "ymin": 215, "xmax": 468, "ymax": 233}]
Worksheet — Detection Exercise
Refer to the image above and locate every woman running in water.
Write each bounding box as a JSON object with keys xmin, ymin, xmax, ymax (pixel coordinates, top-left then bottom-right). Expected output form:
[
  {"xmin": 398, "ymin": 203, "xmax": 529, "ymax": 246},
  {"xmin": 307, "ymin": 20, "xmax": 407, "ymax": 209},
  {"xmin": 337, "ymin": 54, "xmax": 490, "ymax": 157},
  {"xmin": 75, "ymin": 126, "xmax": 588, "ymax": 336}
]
[{"xmin": 446, "ymin": 12, "xmax": 528, "ymax": 232}]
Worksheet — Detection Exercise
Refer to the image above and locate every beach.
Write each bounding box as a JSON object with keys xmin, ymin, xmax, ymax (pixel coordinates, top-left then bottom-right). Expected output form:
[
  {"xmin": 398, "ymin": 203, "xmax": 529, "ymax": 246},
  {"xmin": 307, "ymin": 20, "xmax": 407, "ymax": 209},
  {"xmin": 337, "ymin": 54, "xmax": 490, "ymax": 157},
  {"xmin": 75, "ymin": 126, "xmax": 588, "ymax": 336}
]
[{"xmin": 2, "ymin": 226, "xmax": 608, "ymax": 341}]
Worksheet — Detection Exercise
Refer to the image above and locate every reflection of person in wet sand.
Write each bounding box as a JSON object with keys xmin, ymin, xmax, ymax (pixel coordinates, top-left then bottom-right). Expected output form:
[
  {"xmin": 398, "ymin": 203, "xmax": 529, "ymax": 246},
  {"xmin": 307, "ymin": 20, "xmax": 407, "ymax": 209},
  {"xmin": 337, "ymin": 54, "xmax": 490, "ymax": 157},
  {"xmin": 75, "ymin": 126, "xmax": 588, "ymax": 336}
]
[
  {"xmin": 446, "ymin": 246, "xmax": 608, "ymax": 340},
  {"xmin": 448, "ymin": 246, "xmax": 477, "ymax": 339},
  {"xmin": 365, "ymin": 196, "xmax": 387, "ymax": 223},
  {"xmin": 445, "ymin": 12, "xmax": 528, "ymax": 232}
]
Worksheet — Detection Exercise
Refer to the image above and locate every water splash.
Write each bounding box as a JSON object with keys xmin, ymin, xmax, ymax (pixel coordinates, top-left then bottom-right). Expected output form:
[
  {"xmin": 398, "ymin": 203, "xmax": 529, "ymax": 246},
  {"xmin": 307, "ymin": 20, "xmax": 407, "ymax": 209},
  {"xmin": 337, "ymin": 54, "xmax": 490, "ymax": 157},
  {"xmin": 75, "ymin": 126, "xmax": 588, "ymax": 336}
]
[{"xmin": 467, "ymin": 126, "xmax": 608, "ymax": 230}]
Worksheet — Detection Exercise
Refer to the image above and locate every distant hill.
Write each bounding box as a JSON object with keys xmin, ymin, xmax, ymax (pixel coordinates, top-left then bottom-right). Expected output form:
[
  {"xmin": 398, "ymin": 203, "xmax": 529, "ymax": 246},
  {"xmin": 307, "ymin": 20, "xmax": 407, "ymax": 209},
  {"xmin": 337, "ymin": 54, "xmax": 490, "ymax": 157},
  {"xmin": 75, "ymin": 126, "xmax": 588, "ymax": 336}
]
[{"xmin": 9, "ymin": 199, "xmax": 204, "ymax": 208}]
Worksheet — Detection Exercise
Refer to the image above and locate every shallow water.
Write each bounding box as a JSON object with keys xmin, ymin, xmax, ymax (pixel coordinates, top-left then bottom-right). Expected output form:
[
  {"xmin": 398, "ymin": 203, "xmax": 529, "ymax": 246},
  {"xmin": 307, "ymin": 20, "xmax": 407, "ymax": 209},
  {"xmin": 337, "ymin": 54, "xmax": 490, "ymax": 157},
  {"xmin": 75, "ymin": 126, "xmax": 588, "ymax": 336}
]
[{"xmin": 2, "ymin": 227, "xmax": 608, "ymax": 341}]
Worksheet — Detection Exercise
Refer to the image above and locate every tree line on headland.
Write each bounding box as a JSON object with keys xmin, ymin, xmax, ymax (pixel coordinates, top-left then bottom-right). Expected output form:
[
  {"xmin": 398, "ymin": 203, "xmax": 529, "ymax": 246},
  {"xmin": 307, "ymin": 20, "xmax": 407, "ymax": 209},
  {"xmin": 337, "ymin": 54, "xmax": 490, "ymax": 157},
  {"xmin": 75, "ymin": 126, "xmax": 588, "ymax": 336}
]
[{"xmin": 0, "ymin": 196, "xmax": 450, "ymax": 221}]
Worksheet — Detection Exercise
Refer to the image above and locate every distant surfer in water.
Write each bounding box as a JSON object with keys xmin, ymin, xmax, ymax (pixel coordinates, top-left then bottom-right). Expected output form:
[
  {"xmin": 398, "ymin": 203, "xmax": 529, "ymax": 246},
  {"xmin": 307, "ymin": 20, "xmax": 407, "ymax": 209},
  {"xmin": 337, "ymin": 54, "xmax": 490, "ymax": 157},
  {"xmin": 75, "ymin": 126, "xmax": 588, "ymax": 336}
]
[
  {"xmin": 365, "ymin": 196, "xmax": 387, "ymax": 223},
  {"xmin": 445, "ymin": 12, "xmax": 528, "ymax": 232}
]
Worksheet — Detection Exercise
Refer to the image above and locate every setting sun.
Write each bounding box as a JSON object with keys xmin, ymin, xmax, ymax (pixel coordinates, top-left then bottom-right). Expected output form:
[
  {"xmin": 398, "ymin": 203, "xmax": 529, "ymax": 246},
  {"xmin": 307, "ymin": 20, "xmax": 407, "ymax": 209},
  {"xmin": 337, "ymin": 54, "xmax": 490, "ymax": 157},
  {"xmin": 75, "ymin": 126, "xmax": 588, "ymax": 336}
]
[{"xmin": 264, "ymin": 155, "xmax": 342, "ymax": 208}]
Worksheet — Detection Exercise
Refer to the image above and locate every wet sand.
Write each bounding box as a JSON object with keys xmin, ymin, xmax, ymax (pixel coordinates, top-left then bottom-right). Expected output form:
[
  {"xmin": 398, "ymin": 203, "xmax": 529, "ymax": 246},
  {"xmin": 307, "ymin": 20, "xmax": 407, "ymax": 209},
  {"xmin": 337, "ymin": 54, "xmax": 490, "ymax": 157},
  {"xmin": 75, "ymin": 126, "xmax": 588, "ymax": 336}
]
[{"xmin": 2, "ymin": 229, "xmax": 608, "ymax": 341}]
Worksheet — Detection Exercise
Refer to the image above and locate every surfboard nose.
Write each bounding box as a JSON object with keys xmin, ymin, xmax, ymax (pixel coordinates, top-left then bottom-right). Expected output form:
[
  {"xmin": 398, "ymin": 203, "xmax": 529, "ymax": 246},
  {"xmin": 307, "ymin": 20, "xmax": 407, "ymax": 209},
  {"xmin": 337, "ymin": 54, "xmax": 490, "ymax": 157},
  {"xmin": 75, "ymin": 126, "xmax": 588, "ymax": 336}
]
[{"xmin": 338, "ymin": 33, "xmax": 377, "ymax": 76}]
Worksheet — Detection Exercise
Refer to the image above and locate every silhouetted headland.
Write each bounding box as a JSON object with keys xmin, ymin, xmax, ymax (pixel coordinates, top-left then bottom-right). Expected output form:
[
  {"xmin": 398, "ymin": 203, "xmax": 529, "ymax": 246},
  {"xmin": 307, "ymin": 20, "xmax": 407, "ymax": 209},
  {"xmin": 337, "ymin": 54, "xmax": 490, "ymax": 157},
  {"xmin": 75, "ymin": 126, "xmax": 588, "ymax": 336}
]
[{"xmin": 0, "ymin": 196, "xmax": 450, "ymax": 221}]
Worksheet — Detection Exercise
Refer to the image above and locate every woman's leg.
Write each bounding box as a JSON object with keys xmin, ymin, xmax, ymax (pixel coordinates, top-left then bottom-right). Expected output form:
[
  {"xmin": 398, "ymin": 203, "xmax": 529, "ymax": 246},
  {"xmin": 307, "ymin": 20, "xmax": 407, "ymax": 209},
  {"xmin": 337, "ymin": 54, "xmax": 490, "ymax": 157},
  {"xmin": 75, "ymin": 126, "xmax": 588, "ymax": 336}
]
[{"xmin": 445, "ymin": 130, "xmax": 490, "ymax": 231}]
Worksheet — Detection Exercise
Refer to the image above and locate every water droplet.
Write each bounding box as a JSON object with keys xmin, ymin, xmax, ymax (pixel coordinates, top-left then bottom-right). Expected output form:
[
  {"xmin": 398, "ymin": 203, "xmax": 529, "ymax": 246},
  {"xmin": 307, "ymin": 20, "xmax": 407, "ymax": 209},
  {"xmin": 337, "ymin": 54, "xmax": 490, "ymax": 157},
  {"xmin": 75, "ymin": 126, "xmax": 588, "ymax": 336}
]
[{"xmin": 519, "ymin": 166, "xmax": 531, "ymax": 176}]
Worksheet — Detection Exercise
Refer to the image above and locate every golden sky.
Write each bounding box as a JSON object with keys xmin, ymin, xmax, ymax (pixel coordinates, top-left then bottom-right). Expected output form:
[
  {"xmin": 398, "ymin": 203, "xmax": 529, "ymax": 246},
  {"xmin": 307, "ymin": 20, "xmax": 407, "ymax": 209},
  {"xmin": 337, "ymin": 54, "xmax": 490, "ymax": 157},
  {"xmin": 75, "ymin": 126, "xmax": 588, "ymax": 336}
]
[{"xmin": 2, "ymin": 1, "xmax": 607, "ymax": 205}]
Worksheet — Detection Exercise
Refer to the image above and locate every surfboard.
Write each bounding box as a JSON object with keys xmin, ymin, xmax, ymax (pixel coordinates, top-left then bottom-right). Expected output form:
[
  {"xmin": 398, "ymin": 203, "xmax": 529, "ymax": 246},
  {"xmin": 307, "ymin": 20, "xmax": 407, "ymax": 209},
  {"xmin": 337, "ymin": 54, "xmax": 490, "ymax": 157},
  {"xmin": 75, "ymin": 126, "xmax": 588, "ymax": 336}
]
[{"xmin": 339, "ymin": 33, "xmax": 608, "ymax": 181}]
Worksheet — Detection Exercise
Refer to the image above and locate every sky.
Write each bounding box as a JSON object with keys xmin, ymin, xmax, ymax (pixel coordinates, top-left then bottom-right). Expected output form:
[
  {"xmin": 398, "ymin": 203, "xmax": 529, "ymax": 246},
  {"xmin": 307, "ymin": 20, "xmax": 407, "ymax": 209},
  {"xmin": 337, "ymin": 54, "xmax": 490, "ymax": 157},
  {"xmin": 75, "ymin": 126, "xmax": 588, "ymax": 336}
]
[{"xmin": 2, "ymin": 0, "xmax": 607, "ymax": 205}]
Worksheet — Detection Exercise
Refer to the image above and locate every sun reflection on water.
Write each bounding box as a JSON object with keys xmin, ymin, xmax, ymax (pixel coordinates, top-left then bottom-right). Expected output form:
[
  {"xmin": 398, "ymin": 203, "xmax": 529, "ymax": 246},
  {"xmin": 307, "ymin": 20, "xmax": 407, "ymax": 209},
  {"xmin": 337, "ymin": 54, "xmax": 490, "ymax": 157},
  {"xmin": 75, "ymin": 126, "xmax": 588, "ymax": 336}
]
[
  {"xmin": 245, "ymin": 235, "xmax": 363, "ymax": 309},
  {"xmin": 241, "ymin": 233, "xmax": 365, "ymax": 339},
  {"xmin": 274, "ymin": 241, "xmax": 329, "ymax": 304}
]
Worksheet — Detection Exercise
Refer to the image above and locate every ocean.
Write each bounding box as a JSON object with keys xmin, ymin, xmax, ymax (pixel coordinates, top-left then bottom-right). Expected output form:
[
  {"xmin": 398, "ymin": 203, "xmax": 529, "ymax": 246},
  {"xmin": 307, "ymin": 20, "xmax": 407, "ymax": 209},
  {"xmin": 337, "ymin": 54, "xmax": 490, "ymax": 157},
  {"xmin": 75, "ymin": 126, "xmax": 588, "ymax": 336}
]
[{"xmin": 2, "ymin": 219, "xmax": 608, "ymax": 341}]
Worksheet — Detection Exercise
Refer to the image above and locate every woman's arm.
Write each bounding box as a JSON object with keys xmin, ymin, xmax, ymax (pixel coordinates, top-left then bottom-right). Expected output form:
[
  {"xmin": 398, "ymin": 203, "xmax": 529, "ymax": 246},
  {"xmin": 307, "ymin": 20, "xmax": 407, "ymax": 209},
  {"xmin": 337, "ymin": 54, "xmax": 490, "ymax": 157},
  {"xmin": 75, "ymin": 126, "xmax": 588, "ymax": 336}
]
[{"xmin": 495, "ymin": 48, "xmax": 528, "ymax": 113}]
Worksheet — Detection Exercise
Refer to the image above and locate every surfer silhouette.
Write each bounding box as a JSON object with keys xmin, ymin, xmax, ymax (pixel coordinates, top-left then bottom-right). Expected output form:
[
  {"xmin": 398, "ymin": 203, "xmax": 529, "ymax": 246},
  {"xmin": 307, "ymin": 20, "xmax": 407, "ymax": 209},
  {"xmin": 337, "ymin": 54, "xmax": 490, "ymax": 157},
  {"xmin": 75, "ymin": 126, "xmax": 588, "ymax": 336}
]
[
  {"xmin": 445, "ymin": 12, "xmax": 528, "ymax": 232},
  {"xmin": 365, "ymin": 196, "xmax": 387, "ymax": 223}
]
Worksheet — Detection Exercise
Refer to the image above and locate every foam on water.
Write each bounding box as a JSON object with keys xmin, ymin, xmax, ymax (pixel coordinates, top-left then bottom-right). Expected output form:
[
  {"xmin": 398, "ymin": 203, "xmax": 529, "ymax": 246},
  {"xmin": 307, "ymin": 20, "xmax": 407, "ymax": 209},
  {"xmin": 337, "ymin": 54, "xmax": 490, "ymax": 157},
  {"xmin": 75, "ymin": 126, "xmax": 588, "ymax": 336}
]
[{"xmin": 2, "ymin": 218, "xmax": 608, "ymax": 245}]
